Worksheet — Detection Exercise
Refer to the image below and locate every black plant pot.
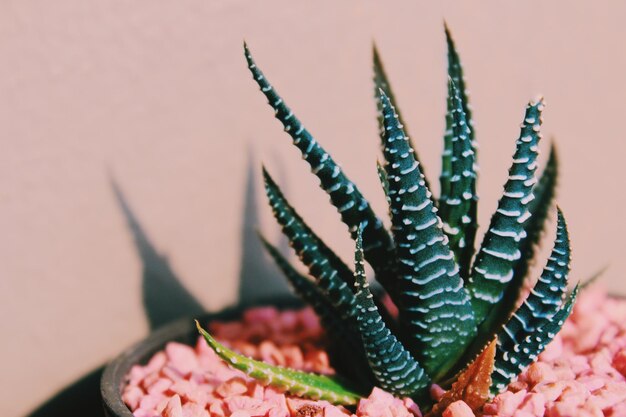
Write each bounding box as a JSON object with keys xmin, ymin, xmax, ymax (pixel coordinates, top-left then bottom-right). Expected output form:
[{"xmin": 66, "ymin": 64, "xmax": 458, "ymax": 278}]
[{"xmin": 101, "ymin": 297, "xmax": 302, "ymax": 417}]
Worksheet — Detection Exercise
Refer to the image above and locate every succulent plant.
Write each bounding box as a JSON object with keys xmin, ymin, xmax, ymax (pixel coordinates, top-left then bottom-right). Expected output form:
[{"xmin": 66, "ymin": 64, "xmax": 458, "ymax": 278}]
[{"xmin": 197, "ymin": 27, "xmax": 578, "ymax": 410}]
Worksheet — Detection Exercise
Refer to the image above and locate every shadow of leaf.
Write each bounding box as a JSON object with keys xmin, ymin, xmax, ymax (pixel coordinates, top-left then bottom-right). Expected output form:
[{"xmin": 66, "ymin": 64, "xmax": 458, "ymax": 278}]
[
  {"xmin": 110, "ymin": 179, "xmax": 205, "ymax": 330},
  {"xmin": 237, "ymin": 152, "xmax": 291, "ymax": 304}
]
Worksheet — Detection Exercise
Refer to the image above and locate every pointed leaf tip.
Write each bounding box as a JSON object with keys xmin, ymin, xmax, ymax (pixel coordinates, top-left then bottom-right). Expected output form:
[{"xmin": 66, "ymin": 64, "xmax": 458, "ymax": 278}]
[
  {"xmin": 468, "ymin": 98, "xmax": 545, "ymax": 325},
  {"xmin": 427, "ymin": 338, "xmax": 496, "ymax": 417},
  {"xmin": 248, "ymin": 48, "xmax": 396, "ymax": 287}
]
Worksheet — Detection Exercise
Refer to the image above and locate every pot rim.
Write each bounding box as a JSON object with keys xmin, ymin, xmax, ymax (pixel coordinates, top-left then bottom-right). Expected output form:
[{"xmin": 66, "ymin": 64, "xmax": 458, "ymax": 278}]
[{"xmin": 100, "ymin": 296, "xmax": 302, "ymax": 417}]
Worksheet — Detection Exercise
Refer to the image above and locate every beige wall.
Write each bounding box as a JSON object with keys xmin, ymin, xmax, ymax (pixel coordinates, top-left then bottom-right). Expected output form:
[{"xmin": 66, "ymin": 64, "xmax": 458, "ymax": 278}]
[{"xmin": 2, "ymin": 1, "xmax": 626, "ymax": 415}]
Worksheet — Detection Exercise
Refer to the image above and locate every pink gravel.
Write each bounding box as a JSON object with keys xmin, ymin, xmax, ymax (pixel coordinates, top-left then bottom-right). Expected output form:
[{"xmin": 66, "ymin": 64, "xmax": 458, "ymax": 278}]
[{"xmin": 123, "ymin": 286, "xmax": 626, "ymax": 417}]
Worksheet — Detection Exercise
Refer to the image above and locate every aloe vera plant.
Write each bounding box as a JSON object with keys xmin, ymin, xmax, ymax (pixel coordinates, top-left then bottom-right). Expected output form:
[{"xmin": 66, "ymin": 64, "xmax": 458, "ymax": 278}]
[{"xmin": 197, "ymin": 27, "xmax": 578, "ymax": 408}]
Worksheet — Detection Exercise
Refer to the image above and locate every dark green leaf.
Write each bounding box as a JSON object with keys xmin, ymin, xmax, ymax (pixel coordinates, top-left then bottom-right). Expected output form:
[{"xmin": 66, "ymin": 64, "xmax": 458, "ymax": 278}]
[
  {"xmin": 379, "ymin": 89, "xmax": 476, "ymax": 380},
  {"xmin": 437, "ymin": 78, "xmax": 478, "ymax": 279},
  {"xmin": 491, "ymin": 285, "xmax": 578, "ymax": 394},
  {"xmin": 263, "ymin": 168, "xmax": 356, "ymax": 320},
  {"xmin": 245, "ymin": 44, "xmax": 396, "ymax": 292},
  {"xmin": 511, "ymin": 142, "xmax": 559, "ymax": 292},
  {"xmin": 467, "ymin": 98, "xmax": 545, "ymax": 326},
  {"xmin": 440, "ymin": 24, "xmax": 476, "ymax": 208},
  {"xmin": 496, "ymin": 209, "xmax": 571, "ymax": 353},
  {"xmin": 352, "ymin": 229, "xmax": 430, "ymax": 401}
]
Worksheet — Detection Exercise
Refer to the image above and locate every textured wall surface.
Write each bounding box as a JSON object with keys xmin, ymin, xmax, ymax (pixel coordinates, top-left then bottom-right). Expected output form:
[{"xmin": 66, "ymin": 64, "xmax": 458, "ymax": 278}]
[{"xmin": 2, "ymin": 2, "xmax": 626, "ymax": 415}]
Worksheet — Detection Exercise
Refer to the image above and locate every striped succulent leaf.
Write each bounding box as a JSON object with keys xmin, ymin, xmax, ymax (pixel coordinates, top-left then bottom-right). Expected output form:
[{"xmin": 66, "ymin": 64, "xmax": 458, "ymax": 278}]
[
  {"xmin": 245, "ymin": 44, "xmax": 397, "ymax": 291},
  {"xmin": 496, "ymin": 209, "xmax": 570, "ymax": 354},
  {"xmin": 379, "ymin": 89, "xmax": 476, "ymax": 379},
  {"xmin": 437, "ymin": 78, "xmax": 478, "ymax": 279},
  {"xmin": 373, "ymin": 45, "xmax": 428, "ymax": 191},
  {"xmin": 491, "ymin": 285, "xmax": 578, "ymax": 394},
  {"xmin": 352, "ymin": 229, "xmax": 431, "ymax": 401},
  {"xmin": 474, "ymin": 144, "xmax": 560, "ymax": 352},
  {"xmin": 457, "ymin": 141, "xmax": 556, "ymax": 368},
  {"xmin": 514, "ymin": 143, "xmax": 559, "ymax": 284},
  {"xmin": 196, "ymin": 321, "xmax": 362, "ymax": 405},
  {"xmin": 258, "ymin": 236, "xmax": 372, "ymax": 384},
  {"xmin": 440, "ymin": 24, "xmax": 476, "ymax": 210},
  {"xmin": 263, "ymin": 168, "xmax": 356, "ymax": 320},
  {"xmin": 467, "ymin": 98, "xmax": 545, "ymax": 326}
]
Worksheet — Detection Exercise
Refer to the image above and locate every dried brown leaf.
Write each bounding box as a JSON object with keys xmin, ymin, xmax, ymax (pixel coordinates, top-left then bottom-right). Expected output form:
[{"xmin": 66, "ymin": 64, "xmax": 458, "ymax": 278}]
[{"xmin": 426, "ymin": 338, "xmax": 497, "ymax": 417}]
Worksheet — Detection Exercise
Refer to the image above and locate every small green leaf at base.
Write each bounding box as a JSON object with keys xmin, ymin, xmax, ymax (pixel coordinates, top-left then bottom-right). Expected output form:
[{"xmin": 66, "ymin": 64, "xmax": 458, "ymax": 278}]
[{"xmin": 195, "ymin": 321, "xmax": 363, "ymax": 405}]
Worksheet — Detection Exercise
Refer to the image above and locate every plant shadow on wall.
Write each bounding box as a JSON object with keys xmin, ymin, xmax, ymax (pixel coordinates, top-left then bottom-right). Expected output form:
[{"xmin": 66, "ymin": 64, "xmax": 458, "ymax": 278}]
[
  {"xmin": 110, "ymin": 156, "xmax": 292, "ymax": 330},
  {"xmin": 26, "ymin": 160, "xmax": 289, "ymax": 416},
  {"xmin": 110, "ymin": 179, "xmax": 205, "ymax": 330}
]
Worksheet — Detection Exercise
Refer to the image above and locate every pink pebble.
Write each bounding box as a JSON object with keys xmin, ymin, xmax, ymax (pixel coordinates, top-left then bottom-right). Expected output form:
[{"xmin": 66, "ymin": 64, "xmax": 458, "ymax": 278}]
[
  {"xmin": 167, "ymin": 342, "xmax": 200, "ymax": 375},
  {"xmin": 442, "ymin": 401, "xmax": 474, "ymax": 417},
  {"xmin": 210, "ymin": 322, "xmax": 245, "ymax": 340},
  {"xmin": 539, "ymin": 337, "xmax": 563, "ymax": 362},
  {"xmin": 210, "ymin": 400, "xmax": 227, "ymax": 417},
  {"xmin": 182, "ymin": 402, "xmax": 210, "ymax": 417},
  {"xmin": 612, "ymin": 349, "xmax": 626, "ymax": 376},
  {"xmin": 146, "ymin": 351, "xmax": 167, "ymax": 374},
  {"xmin": 526, "ymin": 362, "xmax": 557, "ymax": 386},
  {"xmin": 170, "ymin": 379, "xmax": 196, "ymax": 398},
  {"xmin": 298, "ymin": 308, "xmax": 321, "ymax": 330},
  {"xmin": 232, "ymin": 341, "xmax": 259, "ymax": 358},
  {"xmin": 260, "ymin": 341, "xmax": 287, "ymax": 366},
  {"xmin": 162, "ymin": 365, "xmax": 186, "ymax": 382},
  {"xmin": 216, "ymin": 377, "xmax": 249, "ymax": 398},
  {"xmin": 226, "ymin": 395, "xmax": 273, "ymax": 416},
  {"xmin": 282, "ymin": 345, "xmax": 305, "ymax": 369},
  {"xmin": 430, "ymin": 384, "xmax": 446, "ymax": 401},
  {"xmin": 163, "ymin": 394, "xmax": 183, "ymax": 417},
  {"xmin": 402, "ymin": 398, "xmax": 422, "ymax": 417},
  {"xmin": 323, "ymin": 404, "xmax": 349, "ymax": 417},
  {"xmin": 536, "ymin": 381, "xmax": 567, "ymax": 402},
  {"xmin": 559, "ymin": 381, "xmax": 589, "ymax": 406},
  {"xmin": 230, "ymin": 411, "xmax": 252, "ymax": 417},
  {"xmin": 518, "ymin": 392, "xmax": 545, "ymax": 415},
  {"xmin": 303, "ymin": 350, "xmax": 330, "ymax": 373},
  {"xmin": 576, "ymin": 376, "xmax": 605, "ymax": 393},
  {"xmin": 147, "ymin": 377, "xmax": 172, "ymax": 395},
  {"xmin": 567, "ymin": 355, "xmax": 591, "ymax": 375},
  {"xmin": 269, "ymin": 406, "xmax": 290, "ymax": 417},
  {"xmin": 141, "ymin": 371, "xmax": 160, "ymax": 391},
  {"xmin": 127, "ymin": 365, "xmax": 147, "ymax": 386},
  {"xmin": 279, "ymin": 310, "xmax": 299, "ymax": 330},
  {"xmin": 133, "ymin": 408, "xmax": 159, "ymax": 417},
  {"xmin": 357, "ymin": 387, "xmax": 415, "ymax": 417},
  {"xmin": 122, "ymin": 385, "xmax": 144, "ymax": 410},
  {"xmin": 491, "ymin": 390, "xmax": 527, "ymax": 416},
  {"xmin": 244, "ymin": 307, "xmax": 279, "ymax": 323},
  {"xmin": 589, "ymin": 381, "xmax": 626, "ymax": 410},
  {"xmin": 511, "ymin": 411, "xmax": 535, "ymax": 417},
  {"xmin": 507, "ymin": 381, "xmax": 528, "ymax": 393},
  {"xmin": 138, "ymin": 393, "xmax": 165, "ymax": 411}
]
